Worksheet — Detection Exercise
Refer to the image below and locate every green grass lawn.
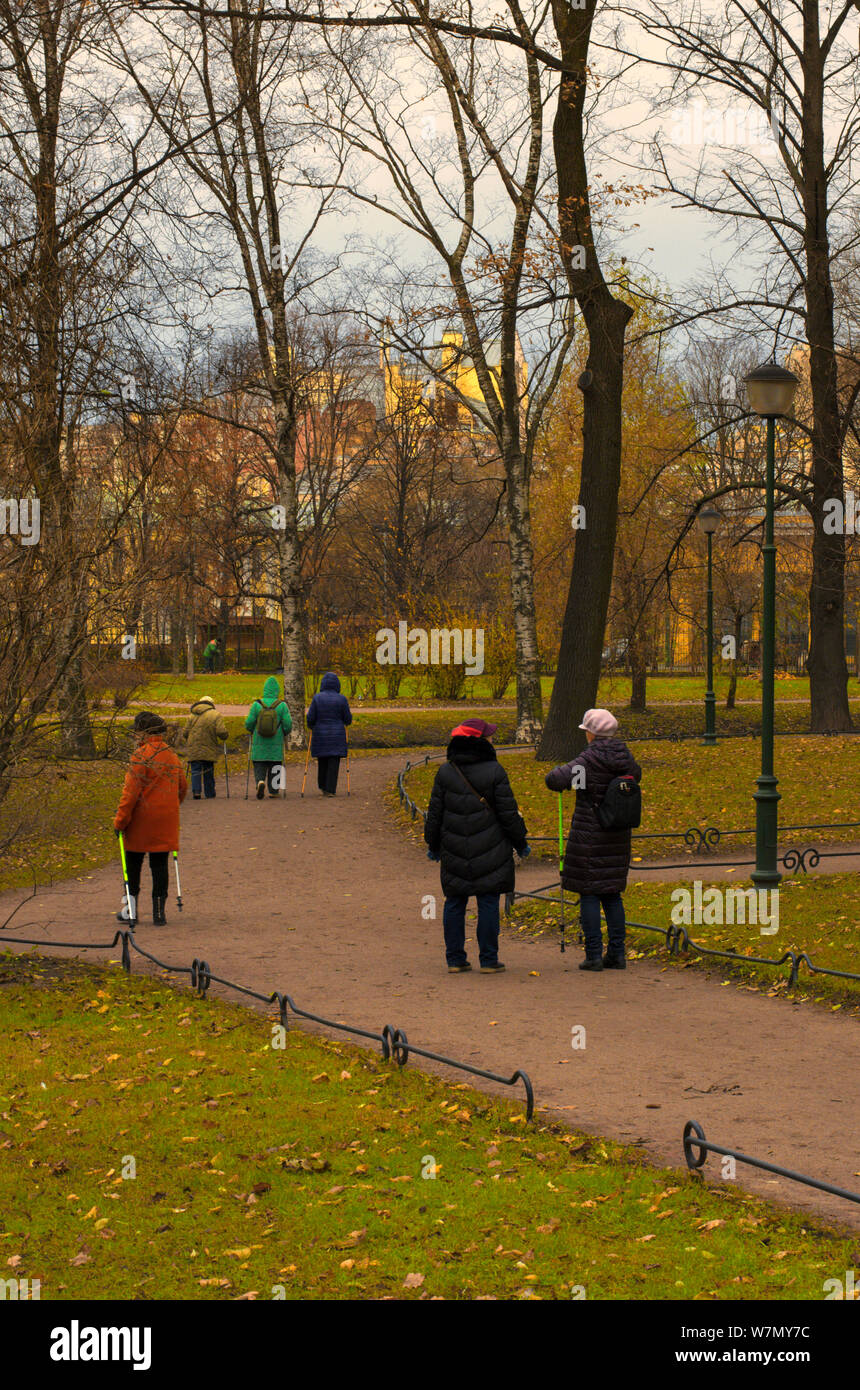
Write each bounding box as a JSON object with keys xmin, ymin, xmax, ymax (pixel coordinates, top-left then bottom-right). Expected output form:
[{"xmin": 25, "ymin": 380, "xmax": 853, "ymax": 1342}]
[
  {"xmin": 508, "ymin": 875, "xmax": 860, "ymax": 1010},
  {"xmin": 140, "ymin": 670, "xmax": 858, "ymax": 709},
  {"xmin": 404, "ymin": 737, "xmax": 860, "ymax": 856},
  {"xmin": 0, "ymin": 762, "xmax": 122, "ymax": 901},
  {"xmin": 1, "ymin": 955, "xmax": 855, "ymax": 1301}
]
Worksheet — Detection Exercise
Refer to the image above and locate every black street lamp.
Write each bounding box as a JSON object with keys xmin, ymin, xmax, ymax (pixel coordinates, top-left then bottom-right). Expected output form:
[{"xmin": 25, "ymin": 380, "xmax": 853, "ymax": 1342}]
[
  {"xmin": 696, "ymin": 504, "xmax": 721, "ymax": 745},
  {"xmin": 742, "ymin": 361, "xmax": 800, "ymax": 891}
]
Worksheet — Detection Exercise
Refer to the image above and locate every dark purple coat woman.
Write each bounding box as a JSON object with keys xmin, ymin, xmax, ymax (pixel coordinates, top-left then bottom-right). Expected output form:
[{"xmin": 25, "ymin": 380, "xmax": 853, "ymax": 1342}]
[{"xmin": 545, "ymin": 736, "xmax": 641, "ymax": 895}]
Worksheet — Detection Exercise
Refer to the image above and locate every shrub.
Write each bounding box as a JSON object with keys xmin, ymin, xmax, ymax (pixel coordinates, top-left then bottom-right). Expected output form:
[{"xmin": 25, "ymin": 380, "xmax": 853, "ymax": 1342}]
[{"xmin": 85, "ymin": 657, "xmax": 153, "ymax": 711}]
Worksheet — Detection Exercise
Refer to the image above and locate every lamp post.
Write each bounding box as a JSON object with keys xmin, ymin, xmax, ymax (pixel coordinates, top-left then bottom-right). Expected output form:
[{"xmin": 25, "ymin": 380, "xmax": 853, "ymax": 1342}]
[
  {"xmin": 743, "ymin": 361, "xmax": 800, "ymax": 891},
  {"xmin": 697, "ymin": 504, "xmax": 721, "ymax": 745}
]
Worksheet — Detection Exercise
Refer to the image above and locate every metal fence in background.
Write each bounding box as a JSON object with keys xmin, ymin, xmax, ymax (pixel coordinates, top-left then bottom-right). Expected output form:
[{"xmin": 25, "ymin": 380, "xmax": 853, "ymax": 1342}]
[{"xmin": 398, "ymin": 753, "xmax": 860, "ymax": 987}]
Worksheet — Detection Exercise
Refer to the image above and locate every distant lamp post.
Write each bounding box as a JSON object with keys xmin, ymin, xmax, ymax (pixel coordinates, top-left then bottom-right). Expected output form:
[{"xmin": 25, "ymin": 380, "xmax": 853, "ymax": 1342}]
[
  {"xmin": 696, "ymin": 504, "xmax": 721, "ymax": 746},
  {"xmin": 743, "ymin": 361, "xmax": 800, "ymax": 890}
]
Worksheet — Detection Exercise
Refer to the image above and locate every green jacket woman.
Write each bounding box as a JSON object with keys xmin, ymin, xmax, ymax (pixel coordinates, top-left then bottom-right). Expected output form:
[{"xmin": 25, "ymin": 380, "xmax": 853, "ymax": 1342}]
[{"xmin": 245, "ymin": 678, "xmax": 292, "ymax": 757}]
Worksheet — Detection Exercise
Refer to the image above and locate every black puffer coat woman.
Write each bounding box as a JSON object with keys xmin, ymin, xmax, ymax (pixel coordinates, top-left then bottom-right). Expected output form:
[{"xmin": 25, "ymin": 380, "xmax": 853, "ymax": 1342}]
[
  {"xmin": 424, "ymin": 720, "xmax": 528, "ymax": 974},
  {"xmin": 545, "ymin": 712, "xmax": 641, "ymax": 971},
  {"xmin": 546, "ymin": 736, "xmax": 641, "ymax": 895}
]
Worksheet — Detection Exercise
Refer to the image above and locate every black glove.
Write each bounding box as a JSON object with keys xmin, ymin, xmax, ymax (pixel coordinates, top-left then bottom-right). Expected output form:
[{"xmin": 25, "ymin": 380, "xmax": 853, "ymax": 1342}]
[{"xmin": 520, "ymin": 842, "xmax": 531, "ymax": 858}]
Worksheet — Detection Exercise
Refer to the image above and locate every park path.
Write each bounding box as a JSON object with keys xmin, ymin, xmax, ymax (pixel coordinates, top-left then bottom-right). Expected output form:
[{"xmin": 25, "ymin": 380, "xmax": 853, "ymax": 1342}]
[{"xmin": 2, "ymin": 753, "xmax": 859, "ymax": 1230}]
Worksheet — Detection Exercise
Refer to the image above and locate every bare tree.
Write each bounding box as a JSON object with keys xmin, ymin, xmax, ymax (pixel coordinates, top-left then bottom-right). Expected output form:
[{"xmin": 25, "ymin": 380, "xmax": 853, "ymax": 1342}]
[
  {"xmin": 331, "ymin": 384, "xmax": 503, "ymax": 615},
  {"xmin": 0, "ymin": 0, "xmax": 138, "ymax": 752},
  {"xmin": 538, "ymin": 0, "xmax": 638, "ymax": 758},
  {"xmin": 623, "ymin": 0, "xmax": 860, "ymax": 731},
  {"xmin": 106, "ymin": 1, "xmax": 351, "ymax": 741},
  {"xmin": 319, "ymin": 1, "xmax": 577, "ymax": 739}
]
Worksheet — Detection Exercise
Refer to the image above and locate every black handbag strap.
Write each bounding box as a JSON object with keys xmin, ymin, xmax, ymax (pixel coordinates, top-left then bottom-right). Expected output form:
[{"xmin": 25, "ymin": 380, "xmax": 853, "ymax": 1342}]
[{"xmin": 451, "ymin": 762, "xmax": 497, "ymax": 821}]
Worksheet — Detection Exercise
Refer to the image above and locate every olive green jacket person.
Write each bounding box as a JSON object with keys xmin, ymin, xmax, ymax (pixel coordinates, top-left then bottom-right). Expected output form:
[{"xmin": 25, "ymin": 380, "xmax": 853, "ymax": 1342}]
[
  {"xmin": 182, "ymin": 697, "xmax": 229, "ymax": 762},
  {"xmin": 245, "ymin": 676, "xmax": 292, "ymax": 760}
]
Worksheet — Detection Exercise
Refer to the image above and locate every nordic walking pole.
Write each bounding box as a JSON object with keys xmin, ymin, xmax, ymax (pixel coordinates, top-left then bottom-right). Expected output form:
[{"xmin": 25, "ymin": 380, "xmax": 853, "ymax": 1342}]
[
  {"xmin": 172, "ymin": 850, "xmax": 183, "ymax": 911},
  {"xmin": 244, "ymin": 743, "xmax": 252, "ymax": 800},
  {"xmin": 117, "ymin": 830, "xmax": 137, "ymax": 932},
  {"xmin": 224, "ymin": 743, "xmax": 230, "ymax": 799},
  {"xmin": 558, "ymin": 792, "xmax": 565, "ymax": 953},
  {"xmin": 346, "ymin": 725, "xmax": 351, "ymax": 796},
  {"xmin": 300, "ymin": 735, "xmax": 311, "ymax": 797}
]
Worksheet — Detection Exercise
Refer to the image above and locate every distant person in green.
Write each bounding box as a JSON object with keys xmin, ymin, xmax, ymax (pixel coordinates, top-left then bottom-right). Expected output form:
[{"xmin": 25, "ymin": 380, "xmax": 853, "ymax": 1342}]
[
  {"xmin": 245, "ymin": 676, "xmax": 292, "ymax": 799},
  {"xmin": 202, "ymin": 637, "xmax": 220, "ymax": 673}
]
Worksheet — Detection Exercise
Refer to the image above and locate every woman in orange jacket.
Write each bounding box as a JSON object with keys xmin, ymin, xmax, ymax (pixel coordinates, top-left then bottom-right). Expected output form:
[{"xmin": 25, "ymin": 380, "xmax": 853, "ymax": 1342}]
[{"xmin": 113, "ymin": 712, "xmax": 188, "ymax": 925}]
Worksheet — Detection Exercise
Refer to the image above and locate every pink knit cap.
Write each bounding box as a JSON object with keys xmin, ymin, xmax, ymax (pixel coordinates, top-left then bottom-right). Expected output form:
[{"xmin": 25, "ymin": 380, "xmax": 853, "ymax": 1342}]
[{"xmin": 578, "ymin": 708, "xmax": 618, "ymax": 737}]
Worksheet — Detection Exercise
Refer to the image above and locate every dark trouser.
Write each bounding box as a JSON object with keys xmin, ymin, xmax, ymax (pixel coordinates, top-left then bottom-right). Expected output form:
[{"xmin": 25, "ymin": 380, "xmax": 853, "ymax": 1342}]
[
  {"xmin": 443, "ymin": 893, "xmax": 501, "ymax": 967},
  {"xmin": 125, "ymin": 850, "xmax": 169, "ymax": 899},
  {"xmin": 579, "ymin": 892, "xmax": 625, "ymax": 960},
  {"xmin": 317, "ymin": 756, "xmax": 340, "ymax": 795},
  {"xmin": 254, "ymin": 761, "xmax": 282, "ymax": 795},
  {"xmin": 204, "ymin": 653, "xmax": 216, "ymax": 672},
  {"xmin": 190, "ymin": 760, "xmax": 216, "ymax": 798}
]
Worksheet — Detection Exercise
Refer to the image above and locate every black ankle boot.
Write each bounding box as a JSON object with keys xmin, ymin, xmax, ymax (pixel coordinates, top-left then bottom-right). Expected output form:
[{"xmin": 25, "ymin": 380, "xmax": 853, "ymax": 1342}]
[{"xmin": 152, "ymin": 895, "xmax": 167, "ymax": 926}]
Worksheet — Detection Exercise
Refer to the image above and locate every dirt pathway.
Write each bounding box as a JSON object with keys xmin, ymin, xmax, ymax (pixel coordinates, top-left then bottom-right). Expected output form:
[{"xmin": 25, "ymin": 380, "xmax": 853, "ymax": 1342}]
[{"xmin": 3, "ymin": 753, "xmax": 859, "ymax": 1230}]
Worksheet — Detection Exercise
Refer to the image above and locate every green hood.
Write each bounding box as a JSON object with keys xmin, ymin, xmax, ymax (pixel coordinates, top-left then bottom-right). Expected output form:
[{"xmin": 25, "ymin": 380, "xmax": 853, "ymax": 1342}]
[{"xmin": 262, "ymin": 676, "xmax": 281, "ymax": 705}]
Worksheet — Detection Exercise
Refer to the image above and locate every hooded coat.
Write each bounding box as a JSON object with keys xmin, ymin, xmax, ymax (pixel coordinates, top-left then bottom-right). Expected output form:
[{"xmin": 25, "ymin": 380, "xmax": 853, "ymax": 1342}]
[
  {"xmin": 306, "ymin": 673, "xmax": 352, "ymax": 758},
  {"xmin": 114, "ymin": 734, "xmax": 188, "ymax": 852},
  {"xmin": 424, "ymin": 734, "xmax": 528, "ymax": 897},
  {"xmin": 245, "ymin": 676, "xmax": 292, "ymax": 760},
  {"xmin": 182, "ymin": 698, "xmax": 229, "ymax": 762},
  {"xmin": 545, "ymin": 736, "xmax": 642, "ymax": 895}
]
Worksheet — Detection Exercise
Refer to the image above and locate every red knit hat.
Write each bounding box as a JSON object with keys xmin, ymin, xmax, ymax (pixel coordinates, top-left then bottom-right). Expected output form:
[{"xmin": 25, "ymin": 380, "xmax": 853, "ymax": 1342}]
[{"xmin": 450, "ymin": 718, "xmax": 498, "ymax": 739}]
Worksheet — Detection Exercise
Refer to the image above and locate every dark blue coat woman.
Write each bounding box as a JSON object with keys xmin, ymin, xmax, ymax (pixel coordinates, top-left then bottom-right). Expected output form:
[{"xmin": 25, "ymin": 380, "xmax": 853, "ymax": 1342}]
[{"xmin": 306, "ymin": 672, "xmax": 352, "ymax": 795}]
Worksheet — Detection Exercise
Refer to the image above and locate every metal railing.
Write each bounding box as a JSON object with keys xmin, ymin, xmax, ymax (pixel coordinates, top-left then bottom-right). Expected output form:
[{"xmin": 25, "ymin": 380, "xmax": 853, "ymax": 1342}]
[
  {"xmin": 682, "ymin": 1121, "xmax": 860, "ymax": 1208},
  {"xmin": 397, "ymin": 752, "xmax": 860, "ymax": 865},
  {"xmin": 8, "ymin": 930, "xmax": 858, "ymax": 1211},
  {"xmin": 626, "ymin": 844, "xmax": 860, "ymax": 874},
  {"xmin": 2, "ymin": 928, "xmax": 534, "ymax": 1119},
  {"xmin": 500, "ymin": 883, "xmax": 860, "ymax": 988},
  {"xmin": 400, "ymin": 751, "xmax": 860, "ymax": 981}
]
